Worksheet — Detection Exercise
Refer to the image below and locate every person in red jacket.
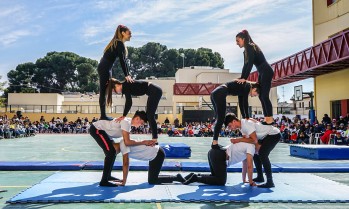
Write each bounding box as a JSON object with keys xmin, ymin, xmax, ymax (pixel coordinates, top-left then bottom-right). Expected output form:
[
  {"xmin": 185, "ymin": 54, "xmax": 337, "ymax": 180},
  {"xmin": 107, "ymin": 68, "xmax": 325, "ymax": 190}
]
[{"xmin": 321, "ymin": 124, "xmax": 334, "ymax": 144}]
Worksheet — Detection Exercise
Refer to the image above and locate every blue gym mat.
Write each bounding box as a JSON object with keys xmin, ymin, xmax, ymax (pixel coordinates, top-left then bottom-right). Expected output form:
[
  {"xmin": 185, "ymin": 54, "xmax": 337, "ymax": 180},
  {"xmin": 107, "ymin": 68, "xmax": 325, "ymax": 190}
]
[
  {"xmin": 181, "ymin": 162, "xmax": 281, "ymax": 172},
  {"xmin": 160, "ymin": 143, "xmax": 191, "ymax": 158},
  {"xmin": 290, "ymin": 145, "xmax": 349, "ymax": 160},
  {"xmin": 0, "ymin": 161, "xmax": 86, "ymax": 171},
  {"xmin": 273, "ymin": 163, "xmax": 349, "ymax": 172},
  {"xmin": 7, "ymin": 171, "xmax": 349, "ymax": 203},
  {"xmin": 84, "ymin": 161, "xmax": 181, "ymax": 171},
  {"xmin": 2, "ymin": 161, "xmax": 349, "ymax": 172}
]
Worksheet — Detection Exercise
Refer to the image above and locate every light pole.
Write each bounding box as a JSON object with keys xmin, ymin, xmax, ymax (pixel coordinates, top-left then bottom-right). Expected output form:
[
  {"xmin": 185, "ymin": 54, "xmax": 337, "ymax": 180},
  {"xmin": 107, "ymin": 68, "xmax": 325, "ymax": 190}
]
[{"xmin": 180, "ymin": 53, "xmax": 185, "ymax": 68}]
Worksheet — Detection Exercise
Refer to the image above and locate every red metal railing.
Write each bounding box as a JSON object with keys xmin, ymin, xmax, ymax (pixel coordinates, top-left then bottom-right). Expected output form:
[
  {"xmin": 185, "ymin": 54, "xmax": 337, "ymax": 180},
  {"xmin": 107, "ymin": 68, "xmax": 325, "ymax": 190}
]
[
  {"xmin": 173, "ymin": 83, "xmax": 221, "ymax": 95},
  {"xmin": 174, "ymin": 30, "xmax": 349, "ymax": 95},
  {"xmin": 249, "ymin": 29, "xmax": 349, "ymax": 87}
]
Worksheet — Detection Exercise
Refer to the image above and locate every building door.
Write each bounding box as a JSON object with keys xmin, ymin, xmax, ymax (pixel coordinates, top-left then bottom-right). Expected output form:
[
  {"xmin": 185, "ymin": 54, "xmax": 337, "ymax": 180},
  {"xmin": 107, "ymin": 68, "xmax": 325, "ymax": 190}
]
[{"xmin": 331, "ymin": 100, "xmax": 341, "ymax": 119}]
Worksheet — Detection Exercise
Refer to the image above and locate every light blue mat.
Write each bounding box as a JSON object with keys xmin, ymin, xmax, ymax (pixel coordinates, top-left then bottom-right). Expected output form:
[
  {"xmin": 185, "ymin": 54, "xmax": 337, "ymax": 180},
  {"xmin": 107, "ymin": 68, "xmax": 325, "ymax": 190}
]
[{"xmin": 7, "ymin": 171, "xmax": 349, "ymax": 203}]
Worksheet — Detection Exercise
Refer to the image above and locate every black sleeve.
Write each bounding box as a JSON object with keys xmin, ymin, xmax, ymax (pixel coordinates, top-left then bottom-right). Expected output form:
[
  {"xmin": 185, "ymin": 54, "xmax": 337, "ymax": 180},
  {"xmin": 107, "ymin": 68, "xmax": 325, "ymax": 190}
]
[
  {"xmin": 240, "ymin": 45, "xmax": 255, "ymax": 80},
  {"xmin": 123, "ymin": 93, "xmax": 132, "ymax": 116},
  {"xmin": 117, "ymin": 41, "xmax": 130, "ymax": 77}
]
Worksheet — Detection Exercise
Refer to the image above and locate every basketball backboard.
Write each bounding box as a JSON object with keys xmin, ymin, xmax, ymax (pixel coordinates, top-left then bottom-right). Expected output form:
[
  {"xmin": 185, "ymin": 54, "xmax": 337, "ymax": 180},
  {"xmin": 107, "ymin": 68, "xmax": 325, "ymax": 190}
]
[{"xmin": 294, "ymin": 85, "xmax": 303, "ymax": 101}]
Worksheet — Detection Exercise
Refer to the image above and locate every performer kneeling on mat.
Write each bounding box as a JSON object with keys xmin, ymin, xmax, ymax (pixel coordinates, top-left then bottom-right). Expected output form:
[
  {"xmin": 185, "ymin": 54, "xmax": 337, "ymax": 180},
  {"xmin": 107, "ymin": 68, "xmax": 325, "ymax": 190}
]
[
  {"xmin": 184, "ymin": 129, "xmax": 256, "ymax": 186},
  {"xmin": 90, "ymin": 110, "xmax": 155, "ymax": 187},
  {"xmin": 211, "ymin": 81, "xmax": 260, "ymax": 148},
  {"xmin": 111, "ymin": 121, "xmax": 185, "ymax": 186},
  {"xmin": 227, "ymin": 114, "xmax": 280, "ymax": 188}
]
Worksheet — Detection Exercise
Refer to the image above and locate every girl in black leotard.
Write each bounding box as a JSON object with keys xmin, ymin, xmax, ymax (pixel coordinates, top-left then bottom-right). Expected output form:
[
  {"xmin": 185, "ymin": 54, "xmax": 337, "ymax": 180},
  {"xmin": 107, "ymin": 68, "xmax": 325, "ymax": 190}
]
[
  {"xmin": 106, "ymin": 78, "xmax": 162, "ymax": 142},
  {"xmin": 211, "ymin": 81, "xmax": 260, "ymax": 147},
  {"xmin": 98, "ymin": 25, "xmax": 134, "ymax": 120},
  {"xmin": 235, "ymin": 30, "xmax": 274, "ymax": 125}
]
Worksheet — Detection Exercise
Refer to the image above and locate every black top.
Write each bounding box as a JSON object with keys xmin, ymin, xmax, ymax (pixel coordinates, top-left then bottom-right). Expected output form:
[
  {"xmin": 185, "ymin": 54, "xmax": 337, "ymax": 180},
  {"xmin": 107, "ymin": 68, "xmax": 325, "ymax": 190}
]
[
  {"xmin": 240, "ymin": 44, "xmax": 267, "ymax": 80},
  {"xmin": 122, "ymin": 81, "xmax": 149, "ymax": 116},
  {"xmin": 225, "ymin": 81, "xmax": 250, "ymax": 96},
  {"xmin": 102, "ymin": 40, "xmax": 130, "ymax": 76}
]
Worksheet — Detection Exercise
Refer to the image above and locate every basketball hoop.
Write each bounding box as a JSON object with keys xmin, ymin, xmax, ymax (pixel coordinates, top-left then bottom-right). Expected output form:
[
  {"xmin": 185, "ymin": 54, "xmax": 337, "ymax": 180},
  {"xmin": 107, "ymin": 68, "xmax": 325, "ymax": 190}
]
[{"xmin": 294, "ymin": 85, "xmax": 303, "ymax": 101}]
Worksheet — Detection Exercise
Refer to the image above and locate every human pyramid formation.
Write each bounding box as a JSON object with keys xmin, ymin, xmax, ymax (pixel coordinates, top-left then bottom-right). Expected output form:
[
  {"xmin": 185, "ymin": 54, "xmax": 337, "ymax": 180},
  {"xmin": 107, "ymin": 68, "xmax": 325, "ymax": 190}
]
[{"xmin": 90, "ymin": 25, "xmax": 280, "ymax": 189}]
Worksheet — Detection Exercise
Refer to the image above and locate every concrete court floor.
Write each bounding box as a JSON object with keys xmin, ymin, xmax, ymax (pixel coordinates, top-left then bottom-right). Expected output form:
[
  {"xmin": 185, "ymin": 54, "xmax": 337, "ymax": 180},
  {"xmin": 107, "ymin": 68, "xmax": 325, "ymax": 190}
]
[{"xmin": 1, "ymin": 134, "xmax": 349, "ymax": 209}]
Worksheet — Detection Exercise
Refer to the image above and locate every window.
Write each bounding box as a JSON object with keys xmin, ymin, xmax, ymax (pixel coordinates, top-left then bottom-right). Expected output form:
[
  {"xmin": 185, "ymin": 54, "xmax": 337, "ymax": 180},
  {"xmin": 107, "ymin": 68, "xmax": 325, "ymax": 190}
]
[{"xmin": 327, "ymin": 0, "xmax": 336, "ymax": 6}]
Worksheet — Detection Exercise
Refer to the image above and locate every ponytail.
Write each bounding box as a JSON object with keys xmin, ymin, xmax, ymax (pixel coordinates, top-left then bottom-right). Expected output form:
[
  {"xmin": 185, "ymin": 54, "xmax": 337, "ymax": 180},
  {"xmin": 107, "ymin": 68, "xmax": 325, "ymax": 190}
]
[
  {"xmin": 106, "ymin": 78, "xmax": 124, "ymax": 107},
  {"xmin": 236, "ymin": 29, "xmax": 261, "ymax": 62},
  {"xmin": 104, "ymin": 24, "xmax": 130, "ymax": 55}
]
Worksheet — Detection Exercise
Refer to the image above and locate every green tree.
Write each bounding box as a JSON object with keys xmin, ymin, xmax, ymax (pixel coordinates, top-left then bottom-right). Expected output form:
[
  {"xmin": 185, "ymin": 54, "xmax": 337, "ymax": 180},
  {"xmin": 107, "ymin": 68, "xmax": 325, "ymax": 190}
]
[
  {"xmin": 0, "ymin": 75, "xmax": 7, "ymax": 106},
  {"xmin": 6, "ymin": 52, "xmax": 98, "ymax": 94},
  {"xmin": 6, "ymin": 62, "xmax": 36, "ymax": 93}
]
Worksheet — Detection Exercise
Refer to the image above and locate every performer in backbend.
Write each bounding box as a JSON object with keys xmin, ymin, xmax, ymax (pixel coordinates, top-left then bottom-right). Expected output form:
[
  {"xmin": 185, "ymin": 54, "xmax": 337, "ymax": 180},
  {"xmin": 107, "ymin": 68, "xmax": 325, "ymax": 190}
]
[
  {"xmin": 106, "ymin": 78, "xmax": 162, "ymax": 143},
  {"xmin": 211, "ymin": 81, "xmax": 260, "ymax": 148}
]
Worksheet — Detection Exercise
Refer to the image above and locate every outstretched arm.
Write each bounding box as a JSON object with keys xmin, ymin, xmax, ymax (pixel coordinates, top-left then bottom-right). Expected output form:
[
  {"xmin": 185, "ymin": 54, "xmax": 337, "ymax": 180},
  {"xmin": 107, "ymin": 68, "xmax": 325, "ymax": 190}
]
[
  {"xmin": 246, "ymin": 154, "xmax": 256, "ymax": 186},
  {"xmin": 117, "ymin": 41, "xmax": 130, "ymax": 77},
  {"xmin": 122, "ymin": 130, "xmax": 155, "ymax": 146},
  {"xmin": 240, "ymin": 45, "xmax": 256, "ymax": 80},
  {"xmin": 115, "ymin": 153, "xmax": 129, "ymax": 186}
]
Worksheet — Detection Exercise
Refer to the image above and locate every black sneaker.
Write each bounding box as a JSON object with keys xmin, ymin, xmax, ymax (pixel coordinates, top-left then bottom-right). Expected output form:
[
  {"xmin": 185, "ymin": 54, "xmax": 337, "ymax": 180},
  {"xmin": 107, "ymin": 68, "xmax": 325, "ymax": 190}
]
[
  {"xmin": 253, "ymin": 176, "xmax": 265, "ymax": 182},
  {"xmin": 99, "ymin": 181, "xmax": 118, "ymax": 187},
  {"xmin": 257, "ymin": 181, "xmax": 275, "ymax": 188},
  {"xmin": 100, "ymin": 116, "xmax": 113, "ymax": 121}
]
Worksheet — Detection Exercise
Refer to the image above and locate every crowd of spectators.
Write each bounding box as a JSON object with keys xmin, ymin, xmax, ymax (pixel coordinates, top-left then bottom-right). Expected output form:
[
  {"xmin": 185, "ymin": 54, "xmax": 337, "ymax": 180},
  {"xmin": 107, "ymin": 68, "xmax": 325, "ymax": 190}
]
[
  {"xmin": 0, "ymin": 115, "xmax": 37, "ymax": 139},
  {"xmin": 2, "ymin": 113, "xmax": 349, "ymax": 146},
  {"xmin": 0, "ymin": 114, "xmax": 98, "ymax": 139},
  {"xmin": 275, "ymin": 113, "xmax": 349, "ymax": 145}
]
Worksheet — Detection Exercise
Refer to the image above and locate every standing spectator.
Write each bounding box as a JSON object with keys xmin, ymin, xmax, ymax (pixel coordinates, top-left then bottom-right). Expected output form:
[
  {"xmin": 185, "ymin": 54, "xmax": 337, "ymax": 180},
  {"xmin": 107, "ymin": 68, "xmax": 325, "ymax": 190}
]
[
  {"xmin": 343, "ymin": 113, "xmax": 349, "ymax": 124},
  {"xmin": 63, "ymin": 116, "xmax": 68, "ymax": 123},
  {"xmin": 164, "ymin": 117, "xmax": 170, "ymax": 124},
  {"xmin": 322, "ymin": 114, "xmax": 331, "ymax": 125},
  {"xmin": 40, "ymin": 116, "xmax": 46, "ymax": 123},
  {"xmin": 76, "ymin": 117, "xmax": 82, "ymax": 124},
  {"xmin": 174, "ymin": 118, "xmax": 179, "ymax": 128}
]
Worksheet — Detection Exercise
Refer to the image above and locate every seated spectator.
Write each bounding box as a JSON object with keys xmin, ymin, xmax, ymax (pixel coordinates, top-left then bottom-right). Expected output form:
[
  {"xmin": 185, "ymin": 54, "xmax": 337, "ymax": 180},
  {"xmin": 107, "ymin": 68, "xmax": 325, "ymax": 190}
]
[
  {"xmin": 334, "ymin": 131, "xmax": 346, "ymax": 145},
  {"xmin": 297, "ymin": 131, "xmax": 309, "ymax": 144},
  {"xmin": 62, "ymin": 123, "xmax": 69, "ymax": 133},
  {"xmin": 321, "ymin": 124, "xmax": 334, "ymax": 144},
  {"xmin": 338, "ymin": 123, "xmax": 346, "ymax": 131},
  {"xmin": 289, "ymin": 132, "xmax": 298, "ymax": 143}
]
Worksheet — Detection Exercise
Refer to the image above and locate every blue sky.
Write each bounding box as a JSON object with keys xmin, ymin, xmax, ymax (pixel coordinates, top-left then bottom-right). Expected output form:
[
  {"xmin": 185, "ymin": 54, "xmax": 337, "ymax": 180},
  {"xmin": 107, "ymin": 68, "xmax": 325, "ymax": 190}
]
[{"xmin": 0, "ymin": 0, "xmax": 313, "ymax": 101}]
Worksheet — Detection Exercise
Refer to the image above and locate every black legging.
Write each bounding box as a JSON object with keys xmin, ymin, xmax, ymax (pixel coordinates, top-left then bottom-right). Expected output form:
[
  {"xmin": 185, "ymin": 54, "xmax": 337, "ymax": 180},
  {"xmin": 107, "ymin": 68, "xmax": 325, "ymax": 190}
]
[
  {"xmin": 210, "ymin": 86, "xmax": 228, "ymax": 141},
  {"xmin": 197, "ymin": 148, "xmax": 227, "ymax": 185},
  {"xmin": 90, "ymin": 124, "xmax": 116, "ymax": 182},
  {"xmin": 257, "ymin": 62, "xmax": 274, "ymax": 117},
  {"xmin": 97, "ymin": 57, "xmax": 113, "ymax": 118},
  {"xmin": 253, "ymin": 133, "xmax": 280, "ymax": 180},
  {"xmin": 148, "ymin": 147, "xmax": 180, "ymax": 184},
  {"xmin": 146, "ymin": 83, "xmax": 162, "ymax": 139}
]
